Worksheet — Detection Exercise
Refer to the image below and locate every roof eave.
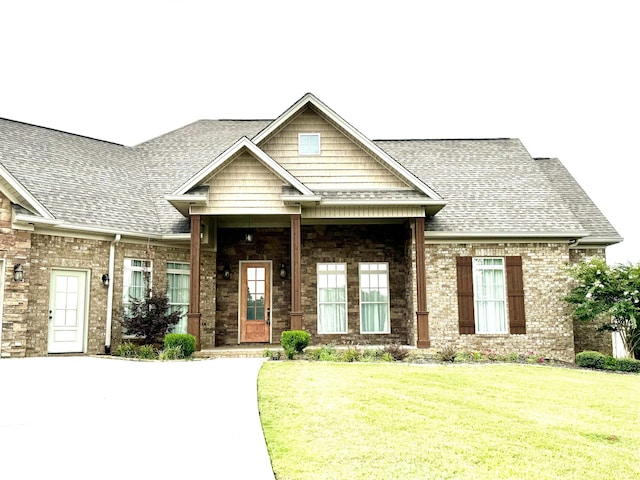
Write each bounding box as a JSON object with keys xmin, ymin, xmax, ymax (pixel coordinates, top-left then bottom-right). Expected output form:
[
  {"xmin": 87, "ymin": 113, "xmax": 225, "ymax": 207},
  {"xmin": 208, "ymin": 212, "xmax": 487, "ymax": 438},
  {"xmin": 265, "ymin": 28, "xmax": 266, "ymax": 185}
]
[
  {"xmin": 164, "ymin": 194, "xmax": 209, "ymax": 217},
  {"xmin": 423, "ymin": 230, "xmax": 590, "ymax": 241},
  {"xmin": 281, "ymin": 195, "xmax": 322, "ymax": 205},
  {"xmin": 1, "ymin": 165, "xmax": 55, "ymax": 220},
  {"xmin": 575, "ymin": 235, "xmax": 624, "ymax": 247},
  {"xmin": 13, "ymin": 215, "xmax": 189, "ymax": 241}
]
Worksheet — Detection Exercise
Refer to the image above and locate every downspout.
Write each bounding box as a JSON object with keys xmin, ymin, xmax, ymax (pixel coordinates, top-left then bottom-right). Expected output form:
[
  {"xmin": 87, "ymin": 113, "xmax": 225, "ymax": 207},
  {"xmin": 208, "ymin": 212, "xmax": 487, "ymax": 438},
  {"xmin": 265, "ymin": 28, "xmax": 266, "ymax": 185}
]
[{"xmin": 104, "ymin": 234, "xmax": 121, "ymax": 354}]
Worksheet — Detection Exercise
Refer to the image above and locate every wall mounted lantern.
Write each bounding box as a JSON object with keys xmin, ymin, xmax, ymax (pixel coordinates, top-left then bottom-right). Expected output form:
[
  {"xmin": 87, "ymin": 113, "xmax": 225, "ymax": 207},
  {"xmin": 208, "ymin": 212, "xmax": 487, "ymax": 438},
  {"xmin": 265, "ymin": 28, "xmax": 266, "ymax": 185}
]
[
  {"xmin": 279, "ymin": 263, "xmax": 287, "ymax": 279},
  {"xmin": 13, "ymin": 264, "xmax": 24, "ymax": 282},
  {"xmin": 223, "ymin": 265, "xmax": 231, "ymax": 280},
  {"xmin": 101, "ymin": 274, "xmax": 110, "ymax": 287},
  {"xmin": 245, "ymin": 215, "xmax": 253, "ymax": 242}
]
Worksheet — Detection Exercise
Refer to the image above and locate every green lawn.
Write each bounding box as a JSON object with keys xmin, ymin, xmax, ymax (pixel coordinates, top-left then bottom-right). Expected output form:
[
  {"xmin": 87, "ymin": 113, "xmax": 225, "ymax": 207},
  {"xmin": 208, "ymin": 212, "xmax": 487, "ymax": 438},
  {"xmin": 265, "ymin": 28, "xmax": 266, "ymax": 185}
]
[{"xmin": 258, "ymin": 362, "xmax": 640, "ymax": 480}]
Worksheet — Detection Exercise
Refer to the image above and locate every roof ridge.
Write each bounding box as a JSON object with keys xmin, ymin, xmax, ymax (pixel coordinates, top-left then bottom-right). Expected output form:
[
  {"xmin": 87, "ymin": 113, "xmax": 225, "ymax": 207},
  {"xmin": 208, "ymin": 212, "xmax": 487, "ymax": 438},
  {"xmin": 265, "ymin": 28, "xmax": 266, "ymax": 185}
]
[
  {"xmin": 0, "ymin": 117, "xmax": 123, "ymax": 146},
  {"xmin": 374, "ymin": 138, "xmax": 516, "ymax": 142}
]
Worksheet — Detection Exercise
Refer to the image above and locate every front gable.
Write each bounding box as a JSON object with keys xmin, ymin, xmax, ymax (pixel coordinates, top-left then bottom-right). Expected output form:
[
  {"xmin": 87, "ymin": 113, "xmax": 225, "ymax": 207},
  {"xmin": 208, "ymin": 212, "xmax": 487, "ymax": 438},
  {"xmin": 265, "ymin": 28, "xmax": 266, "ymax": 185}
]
[
  {"xmin": 167, "ymin": 137, "xmax": 320, "ymax": 217},
  {"xmin": 198, "ymin": 150, "xmax": 302, "ymax": 215},
  {"xmin": 253, "ymin": 94, "xmax": 443, "ymax": 202},
  {"xmin": 260, "ymin": 106, "xmax": 411, "ymax": 191}
]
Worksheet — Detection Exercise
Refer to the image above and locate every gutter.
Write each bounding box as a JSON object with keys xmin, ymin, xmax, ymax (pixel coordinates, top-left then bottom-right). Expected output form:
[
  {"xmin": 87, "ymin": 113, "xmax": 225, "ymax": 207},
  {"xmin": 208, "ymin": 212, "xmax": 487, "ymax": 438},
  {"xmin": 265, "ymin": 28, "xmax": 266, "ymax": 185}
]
[{"xmin": 104, "ymin": 234, "xmax": 121, "ymax": 354}]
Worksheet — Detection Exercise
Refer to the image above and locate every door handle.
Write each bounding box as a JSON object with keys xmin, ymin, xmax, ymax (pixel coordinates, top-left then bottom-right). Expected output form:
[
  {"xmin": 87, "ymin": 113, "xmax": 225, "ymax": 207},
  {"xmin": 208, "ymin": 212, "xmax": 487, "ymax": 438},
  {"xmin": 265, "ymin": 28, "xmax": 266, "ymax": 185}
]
[{"xmin": 266, "ymin": 307, "xmax": 271, "ymax": 325}]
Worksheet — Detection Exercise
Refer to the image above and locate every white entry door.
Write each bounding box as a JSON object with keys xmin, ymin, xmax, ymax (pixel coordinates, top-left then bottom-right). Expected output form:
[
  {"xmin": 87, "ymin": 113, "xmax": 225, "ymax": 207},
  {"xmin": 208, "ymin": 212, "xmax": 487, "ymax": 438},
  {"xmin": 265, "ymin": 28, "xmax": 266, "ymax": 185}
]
[{"xmin": 48, "ymin": 270, "xmax": 88, "ymax": 353}]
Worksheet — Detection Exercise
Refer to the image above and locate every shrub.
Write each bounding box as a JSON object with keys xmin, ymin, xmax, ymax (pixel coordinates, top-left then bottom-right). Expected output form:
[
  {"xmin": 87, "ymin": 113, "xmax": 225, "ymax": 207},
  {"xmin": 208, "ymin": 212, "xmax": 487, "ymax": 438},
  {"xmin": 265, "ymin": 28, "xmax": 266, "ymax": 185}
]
[
  {"xmin": 164, "ymin": 333, "xmax": 196, "ymax": 358},
  {"xmin": 604, "ymin": 355, "xmax": 618, "ymax": 371},
  {"xmin": 383, "ymin": 344, "xmax": 409, "ymax": 361},
  {"xmin": 159, "ymin": 345, "xmax": 184, "ymax": 361},
  {"xmin": 281, "ymin": 330, "xmax": 311, "ymax": 359},
  {"xmin": 123, "ymin": 289, "xmax": 182, "ymax": 344},
  {"xmin": 380, "ymin": 352, "xmax": 395, "ymax": 362},
  {"xmin": 437, "ymin": 345, "xmax": 458, "ymax": 362},
  {"xmin": 340, "ymin": 346, "xmax": 362, "ymax": 363},
  {"xmin": 483, "ymin": 349, "xmax": 499, "ymax": 362},
  {"xmin": 305, "ymin": 345, "xmax": 338, "ymax": 361},
  {"xmin": 615, "ymin": 358, "xmax": 640, "ymax": 373},
  {"xmin": 264, "ymin": 349, "xmax": 282, "ymax": 361},
  {"xmin": 138, "ymin": 344, "xmax": 158, "ymax": 359},
  {"xmin": 454, "ymin": 351, "xmax": 473, "ymax": 363},
  {"xmin": 472, "ymin": 351, "xmax": 486, "ymax": 362},
  {"xmin": 114, "ymin": 342, "xmax": 139, "ymax": 358},
  {"xmin": 576, "ymin": 351, "xmax": 606, "ymax": 369},
  {"xmin": 502, "ymin": 352, "xmax": 521, "ymax": 363},
  {"xmin": 361, "ymin": 348, "xmax": 385, "ymax": 362}
]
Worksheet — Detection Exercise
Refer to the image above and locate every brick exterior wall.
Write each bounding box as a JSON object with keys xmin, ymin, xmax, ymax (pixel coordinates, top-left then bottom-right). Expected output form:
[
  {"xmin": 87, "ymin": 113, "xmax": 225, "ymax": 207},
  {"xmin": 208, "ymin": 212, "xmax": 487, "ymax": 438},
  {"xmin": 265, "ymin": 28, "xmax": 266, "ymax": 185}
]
[
  {"xmin": 0, "ymin": 222, "xmax": 214, "ymax": 357},
  {"xmin": 570, "ymin": 248, "xmax": 613, "ymax": 355},
  {"xmin": 215, "ymin": 224, "xmax": 411, "ymax": 347},
  {"xmin": 0, "ymin": 194, "xmax": 617, "ymax": 362},
  {"xmin": 424, "ymin": 242, "xmax": 577, "ymax": 363},
  {"xmin": 110, "ymin": 242, "xmax": 216, "ymax": 350},
  {"xmin": 216, "ymin": 228, "xmax": 291, "ymax": 346},
  {"xmin": 300, "ymin": 224, "xmax": 410, "ymax": 346},
  {"xmin": 28, "ymin": 234, "xmax": 110, "ymax": 356},
  {"xmin": 0, "ymin": 193, "xmax": 32, "ymax": 357}
]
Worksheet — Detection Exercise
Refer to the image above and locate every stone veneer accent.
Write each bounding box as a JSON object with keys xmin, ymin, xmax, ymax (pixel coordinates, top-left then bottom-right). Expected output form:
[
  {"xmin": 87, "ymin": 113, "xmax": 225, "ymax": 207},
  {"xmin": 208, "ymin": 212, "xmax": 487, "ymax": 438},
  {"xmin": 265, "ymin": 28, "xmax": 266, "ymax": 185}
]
[
  {"xmin": 0, "ymin": 193, "xmax": 32, "ymax": 357},
  {"xmin": 569, "ymin": 248, "xmax": 613, "ymax": 355},
  {"xmin": 424, "ymin": 242, "xmax": 577, "ymax": 363}
]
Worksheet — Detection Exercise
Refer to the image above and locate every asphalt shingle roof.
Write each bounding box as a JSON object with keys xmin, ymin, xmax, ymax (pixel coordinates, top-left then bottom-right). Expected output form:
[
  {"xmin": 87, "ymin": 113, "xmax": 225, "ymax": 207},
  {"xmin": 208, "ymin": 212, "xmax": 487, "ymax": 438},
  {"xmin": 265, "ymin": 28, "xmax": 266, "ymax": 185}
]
[
  {"xmin": 0, "ymin": 117, "xmax": 621, "ymax": 243},
  {"xmin": 534, "ymin": 158, "xmax": 620, "ymax": 240},
  {"xmin": 0, "ymin": 118, "xmax": 160, "ymax": 233},
  {"xmin": 375, "ymin": 139, "xmax": 598, "ymax": 235}
]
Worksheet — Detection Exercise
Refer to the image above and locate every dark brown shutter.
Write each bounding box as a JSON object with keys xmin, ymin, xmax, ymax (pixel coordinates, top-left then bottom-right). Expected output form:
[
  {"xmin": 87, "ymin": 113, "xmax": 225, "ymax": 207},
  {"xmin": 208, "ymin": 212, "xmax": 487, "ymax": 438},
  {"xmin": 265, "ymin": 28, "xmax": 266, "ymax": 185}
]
[
  {"xmin": 506, "ymin": 256, "xmax": 526, "ymax": 334},
  {"xmin": 456, "ymin": 256, "xmax": 475, "ymax": 334}
]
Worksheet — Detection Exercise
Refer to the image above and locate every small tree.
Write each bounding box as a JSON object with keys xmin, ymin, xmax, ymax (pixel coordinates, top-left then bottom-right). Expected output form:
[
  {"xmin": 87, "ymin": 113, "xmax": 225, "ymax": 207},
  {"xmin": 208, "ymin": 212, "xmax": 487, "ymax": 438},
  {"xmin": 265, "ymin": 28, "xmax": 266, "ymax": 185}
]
[
  {"xmin": 566, "ymin": 258, "xmax": 640, "ymax": 359},
  {"xmin": 123, "ymin": 289, "xmax": 182, "ymax": 345}
]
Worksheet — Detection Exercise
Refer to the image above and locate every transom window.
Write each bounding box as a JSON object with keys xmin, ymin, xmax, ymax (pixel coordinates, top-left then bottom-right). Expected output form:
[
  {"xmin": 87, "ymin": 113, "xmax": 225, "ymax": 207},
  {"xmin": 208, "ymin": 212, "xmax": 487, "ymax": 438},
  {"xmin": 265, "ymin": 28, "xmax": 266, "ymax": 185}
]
[
  {"xmin": 317, "ymin": 263, "xmax": 347, "ymax": 334},
  {"xmin": 473, "ymin": 257, "xmax": 507, "ymax": 333},
  {"xmin": 359, "ymin": 263, "xmax": 390, "ymax": 334},
  {"xmin": 167, "ymin": 262, "xmax": 189, "ymax": 334},
  {"xmin": 298, "ymin": 133, "xmax": 321, "ymax": 155}
]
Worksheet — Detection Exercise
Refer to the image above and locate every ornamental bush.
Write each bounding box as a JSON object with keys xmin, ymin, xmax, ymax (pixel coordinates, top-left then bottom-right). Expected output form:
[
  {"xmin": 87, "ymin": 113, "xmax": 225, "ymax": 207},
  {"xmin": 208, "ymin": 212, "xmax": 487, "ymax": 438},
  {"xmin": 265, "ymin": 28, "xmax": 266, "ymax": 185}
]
[
  {"xmin": 576, "ymin": 351, "xmax": 606, "ymax": 369},
  {"xmin": 281, "ymin": 330, "xmax": 311, "ymax": 359},
  {"xmin": 123, "ymin": 289, "xmax": 182, "ymax": 344},
  {"xmin": 164, "ymin": 333, "xmax": 196, "ymax": 358},
  {"xmin": 615, "ymin": 357, "xmax": 640, "ymax": 373}
]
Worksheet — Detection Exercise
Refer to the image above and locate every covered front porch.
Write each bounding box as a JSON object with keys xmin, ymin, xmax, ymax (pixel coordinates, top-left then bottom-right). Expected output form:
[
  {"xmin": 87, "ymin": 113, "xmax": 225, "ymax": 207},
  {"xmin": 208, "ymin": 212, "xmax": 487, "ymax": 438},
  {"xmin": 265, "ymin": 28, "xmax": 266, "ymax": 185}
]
[{"xmin": 185, "ymin": 214, "xmax": 431, "ymax": 351}]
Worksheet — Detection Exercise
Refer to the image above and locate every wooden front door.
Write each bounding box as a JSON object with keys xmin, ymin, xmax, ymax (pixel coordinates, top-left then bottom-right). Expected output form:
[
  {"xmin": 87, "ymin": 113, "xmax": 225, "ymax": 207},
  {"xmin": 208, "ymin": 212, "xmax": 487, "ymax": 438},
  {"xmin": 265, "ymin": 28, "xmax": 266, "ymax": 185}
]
[
  {"xmin": 48, "ymin": 270, "xmax": 88, "ymax": 353},
  {"xmin": 240, "ymin": 262, "xmax": 271, "ymax": 343}
]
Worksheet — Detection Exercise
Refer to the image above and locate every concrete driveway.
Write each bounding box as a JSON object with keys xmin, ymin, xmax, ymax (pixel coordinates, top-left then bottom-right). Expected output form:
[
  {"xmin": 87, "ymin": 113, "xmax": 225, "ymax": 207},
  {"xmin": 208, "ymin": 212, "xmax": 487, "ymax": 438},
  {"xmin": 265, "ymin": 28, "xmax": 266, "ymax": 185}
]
[{"xmin": 0, "ymin": 357, "xmax": 275, "ymax": 479}]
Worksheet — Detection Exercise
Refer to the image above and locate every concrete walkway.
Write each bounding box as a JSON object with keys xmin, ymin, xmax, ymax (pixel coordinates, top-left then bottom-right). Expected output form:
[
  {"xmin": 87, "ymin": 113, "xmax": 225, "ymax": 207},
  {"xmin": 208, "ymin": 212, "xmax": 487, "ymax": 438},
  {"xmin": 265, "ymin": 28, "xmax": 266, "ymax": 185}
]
[{"xmin": 0, "ymin": 357, "xmax": 275, "ymax": 479}]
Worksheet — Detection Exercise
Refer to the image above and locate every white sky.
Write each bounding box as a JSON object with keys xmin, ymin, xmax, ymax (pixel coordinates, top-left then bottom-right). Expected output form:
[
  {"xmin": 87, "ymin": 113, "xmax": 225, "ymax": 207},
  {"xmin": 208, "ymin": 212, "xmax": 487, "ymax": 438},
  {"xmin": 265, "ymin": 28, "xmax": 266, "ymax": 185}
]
[{"xmin": 2, "ymin": 1, "xmax": 638, "ymax": 264}]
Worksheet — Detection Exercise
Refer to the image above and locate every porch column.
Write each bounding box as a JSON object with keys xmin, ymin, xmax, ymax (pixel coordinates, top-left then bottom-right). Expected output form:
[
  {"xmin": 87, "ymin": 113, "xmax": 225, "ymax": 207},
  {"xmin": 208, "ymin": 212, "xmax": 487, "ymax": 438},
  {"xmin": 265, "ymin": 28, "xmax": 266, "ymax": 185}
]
[
  {"xmin": 290, "ymin": 214, "xmax": 303, "ymax": 330},
  {"xmin": 188, "ymin": 214, "xmax": 202, "ymax": 350},
  {"xmin": 415, "ymin": 217, "xmax": 430, "ymax": 348}
]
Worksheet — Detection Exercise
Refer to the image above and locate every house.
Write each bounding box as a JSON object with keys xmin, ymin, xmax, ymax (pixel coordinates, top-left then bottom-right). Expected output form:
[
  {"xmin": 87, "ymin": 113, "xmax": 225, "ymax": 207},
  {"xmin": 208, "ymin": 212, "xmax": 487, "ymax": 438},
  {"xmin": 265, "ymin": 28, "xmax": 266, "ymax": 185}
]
[{"xmin": 0, "ymin": 94, "xmax": 621, "ymax": 362}]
